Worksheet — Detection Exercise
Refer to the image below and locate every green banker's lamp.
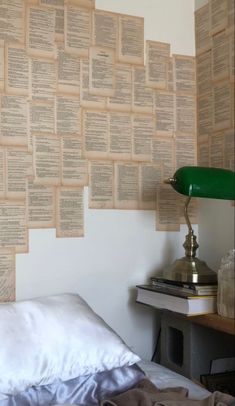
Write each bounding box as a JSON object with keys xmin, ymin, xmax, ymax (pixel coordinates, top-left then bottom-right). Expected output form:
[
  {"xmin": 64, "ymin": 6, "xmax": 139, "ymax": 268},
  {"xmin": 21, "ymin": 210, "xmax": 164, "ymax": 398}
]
[{"xmin": 164, "ymin": 166, "xmax": 235, "ymax": 284}]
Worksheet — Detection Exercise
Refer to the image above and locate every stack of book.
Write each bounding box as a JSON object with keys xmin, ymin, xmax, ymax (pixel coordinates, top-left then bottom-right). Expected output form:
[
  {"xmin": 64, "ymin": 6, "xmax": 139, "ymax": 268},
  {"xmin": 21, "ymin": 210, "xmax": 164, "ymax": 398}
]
[
  {"xmin": 136, "ymin": 278, "xmax": 218, "ymax": 316},
  {"xmin": 150, "ymin": 276, "xmax": 218, "ymax": 297}
]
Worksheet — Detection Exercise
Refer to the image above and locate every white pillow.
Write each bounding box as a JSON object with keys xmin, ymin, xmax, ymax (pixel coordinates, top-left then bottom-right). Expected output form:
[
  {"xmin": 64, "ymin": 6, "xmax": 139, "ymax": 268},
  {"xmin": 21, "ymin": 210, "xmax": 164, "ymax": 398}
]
[{"xmin": 0, "ymin": 293, "xmax": 140, "ymax": 397}]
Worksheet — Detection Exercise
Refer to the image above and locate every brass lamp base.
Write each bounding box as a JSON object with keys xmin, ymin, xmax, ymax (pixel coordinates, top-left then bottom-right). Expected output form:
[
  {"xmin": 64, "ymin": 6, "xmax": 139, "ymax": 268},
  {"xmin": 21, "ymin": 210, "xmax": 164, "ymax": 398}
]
[{"xmin": 162, "ymin": 256, "xmax": 217, "ymax": 284}]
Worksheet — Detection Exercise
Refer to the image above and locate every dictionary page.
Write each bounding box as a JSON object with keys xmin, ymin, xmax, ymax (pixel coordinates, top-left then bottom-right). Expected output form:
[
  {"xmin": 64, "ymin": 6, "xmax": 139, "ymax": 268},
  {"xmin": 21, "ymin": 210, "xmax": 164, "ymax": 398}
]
[
  {"xmin": 89, "ymin": 160, "xmax": 113, "ymax": 209},
  {"xmin": 195, "ymin": 4, "xmax": 211, "ymax": 55},
  {"xmin": 114, "ymin": 162, "xmax": 139, "ymax": 209},
  {"xmin": 6, "ymin": 147, "xmax": 33, "ymax": 199},
  {"xmin": 0, "ymin": 0, "xmax": 25, "ymax": 44},
  {"xmin": 57, "ymin": 44, "xmax": 80, "ymax": 94},
  {"xmin": 26, "ymin": 177, "xmax": 55, "ymax": 229},
  {"xmin": 92, "ymin": 9, "xmax": 118, "ymax": 49},
  {"xmin": 132, "ymin": 114, "xmax": 154, "ymax": 162},
  {"xmin": 56, "ymin": 186, "xmax": 84, "ymax": 237},
  {"xmin": 65, "ymin": 4, "xmax": 91, "ymax": 57},
  {"xmin": 33, "ymin": 134, "xmax": 61, "ymax": 185},
  {"xmin": 26, "ymin": 6, "xmax": 56, "ymax": 59},
  {"xmin": 146, "ymin": 41, "xmax": 170, "ymax": 89},
  {"xmin": 5, "ymin": 44, "xmax": 29, "ymax": 95},
  {"xmin": 156, "ymin": 185, "xmax": 180, "ymax": 231},
  {"xmin": 118, "ymin": 14, "xmax": 144, "ymax": 65},
  {"xmin": 89, "ymin": 46, "xmax": 115, "ymax": 97},
  {"xmin": 154, "ymin": 91, "xmax": 175, "ymax": 136},
  {"xmin": 0, "ymin": 200, "xmax": 28, "ymax": 253},
  {"xmin": 61, "ymin": 135, "xmax": 88, "ymax": 186},
  {"xmin": 80, "ymin": 59, "xmax": 106, "ymax": 109},
  {"xmin": 83, "ymin": 109, "xmax": 108, "ymax": 159},
  {"xmin": 0, "ymin": 95, "xmax": 28, "ymax": 146},
  {"xmin": 109, "ymin": 112, "xmax": 132, "ymax": 160},
  {"xmin": 139, "ymin": 163, "xmax": 162, "ymax": 210},
  {"xmin": 132, "ymin": 66, "xmax": 153, "ymax": 114},
  {"xmin": 0, "ymin": 248, "xmax": 15, "ymax": 302},
  {"xmin": 107, "ymin": 63, "xmax": 132, "ymax": 112}
]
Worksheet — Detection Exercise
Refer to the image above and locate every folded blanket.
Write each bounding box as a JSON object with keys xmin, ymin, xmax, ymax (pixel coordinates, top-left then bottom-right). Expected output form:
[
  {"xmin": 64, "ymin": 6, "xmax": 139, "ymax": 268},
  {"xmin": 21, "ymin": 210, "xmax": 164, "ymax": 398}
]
[{"xmin": 100, "ymin": 378, "xmax": 235, "ymax": 406}]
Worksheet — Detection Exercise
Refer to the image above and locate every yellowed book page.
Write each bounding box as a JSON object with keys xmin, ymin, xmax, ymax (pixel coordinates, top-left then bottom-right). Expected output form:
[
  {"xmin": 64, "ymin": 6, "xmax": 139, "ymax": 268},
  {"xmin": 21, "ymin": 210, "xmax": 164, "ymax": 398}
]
[
  {"xmin": 132, "ymin": 66, "xmax": 153, "ymax": 114},
  {"xmin": 109, "ymin": 112, "xmax": 132, "ymax": 160},
  {"xmin": 139, "ymin": 163, "xmax": 162, "ymax": 210},
  {"xmin": 0, "ymin": 200, "xmax": 28, "ymax": 253},
  {"xmin": 132, "ymin": 114, "xmax": 154, "ymax": 162},
  {"xmin": 156, "ymin": 185, "xmax": 180, "ymax": 231},
  {"xmin": 167, "ymin": 57, "xmax": 174, "ymax": 92},
  {"xmin": 26, "ymin": 177, "xmax": 55, "ymax": 228},
  {"xmin": 210, "ymin": 0, "xmax": 228, "ymax": 36},
  {"xmin": 173, "ymin": 55, "xmax": 196, "ymax": 95},
  {"xmin": 26, "ymin": 6, "xmax": 56, "ymax": 59},
  {"xmin": 146, "ymin": 41, "xmax": 169, "ymax": 90},
  {"xmin": 67, "ymin": 0, "xmax": 95, "ymax": 8},
  {"xmin": 197, "ymin": 93, "xmax": 213, "ymax": 136},
  {"xmin": 0, "ymin": 147, "xmax": 6, "ymax": 198},
  {"xmin": 57, "ymin": 44, "xmax": 80, "ymax": 94},
  {"xmin": 227, "ymin": 0, "xmax": 234, "ymax": 34},
  {"xmin": 154, "ymin": 91, "xmax": 175, "ymax": 136},
  {"xmin": 0, "ymin": 95, "xmax": 28, "ymax": 146},
  {"xmin": 0, "ymin": 40, "xmax": 4, "ymax": 91},
  {"xmin": 61, "ymin": 135, "xmax": 88, "ymax": 186},
  {"xmin": 88, "ymin": 160, "xmax": 113, "ymax": 209},
  {"xmin": 0, "ymin": 0, "xmax": 25, "ymax": 44},
  {"xmin": 107, "ymin": 63, "xmax": 132, "ymax": 112},
  {"xmin": 65, "ymin": 5, "xmax": 91, "ymax": 57},
  {"xmin": 175, "ymin": 133, "xmax": 197, "ymax": 169},
  {"xmin": 231, "ymin": 82, "xmax": 234, "ymax": 130},
  {"xmin": 213, "ymin": 81, "xmax": 231, "ymax": 131},
  {"xmin": 197, "ymin": 135, "xmax": 210, "ymax": 167},
  {"xmin": 80, "ymin": 59, "xmax": 106, "ymax": 109},
  {"xmin": 118, "ymin": 14, "xmax": 144, "ymax": 65},
  {"xmin": 39, "ymin": 0, "xmax": 64, "ymax": 8},
  {"xmin": 89, "ymin": 46, "xmax": 115, "ymax": 97},
  {"xmin": 196, "ymin": 50, "xmax": 212, "ymax": 97},
  {"xmin": 54, "ymin": 8, "xmax": 64, "ymax": 41},
  {"xmin": 230, "ymin": 34, "xmax": 235, "ymax": 82},
  {"xmin": 152, "ymin": 136, "xmax": 175, "ymax": 179},
  {"xmin": 38, "ymin": 0, "xmax": 64, "ymax": 41},
  {"xmin": 33, "ymin": 134, "xmax": 61, "ymax": 185},
  {"xmin": 114, "ymin": 162, "xmax": 139, "ymax": 209},
  {"xmin": 56, "ymin": 95, "xmax": 81, "ymax": 136},
  {"xmin": 6, "ymin": 147, "xmax": 33, "ymax": 199},
  {"xmin": 0, "ymin": 248, "xmax": 15, "ymax": 302},
  {"xmin": 210, "ymin": 131, "xmax": 224, "ymax": 168},
  {"xmin": 224, "ymin": 130, "xmax": 235, "ymax": 171},
  {"xmin": 92, "ymin": 9, "xmax": 118, "ymax": 49},
  {"xmin": 5, "ymin": 44, "xmax": 29, "ymax": 95},
  {"xmin": 195, "ymin": 4, "xmax": 211, "ymax": 55},
  {"xmin": 30, "ymin": 58, "xmax": 56, "ymax": 102},
  {"xmin": 28, "ymin": 101, "xmax": 55, "ymax": 151},
  {"xmin": 176, "ymin": 94, "xmax": 196, "ymax": 134},
  {"xmin": 212, "ymin": 30, "xmax": 229, "ymax": 82},
  {"xmin": 56, "ymin": 186, "xmax": 84, "ymax": 238},
  {"xmin": 83, "ymin": 109, "xmax": 108, "ymax": 159}
]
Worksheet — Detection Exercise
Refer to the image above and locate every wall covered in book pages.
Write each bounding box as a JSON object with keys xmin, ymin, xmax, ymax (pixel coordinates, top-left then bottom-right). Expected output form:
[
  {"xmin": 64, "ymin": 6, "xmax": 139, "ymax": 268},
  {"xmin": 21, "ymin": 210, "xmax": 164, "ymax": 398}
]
[
  {"xmin": 0, "ymin": 0, "xmax": 198, "ymax": 301},
  {"xmin": 195, "ymin": 0, "xmax": 234, "ymax": 171}
]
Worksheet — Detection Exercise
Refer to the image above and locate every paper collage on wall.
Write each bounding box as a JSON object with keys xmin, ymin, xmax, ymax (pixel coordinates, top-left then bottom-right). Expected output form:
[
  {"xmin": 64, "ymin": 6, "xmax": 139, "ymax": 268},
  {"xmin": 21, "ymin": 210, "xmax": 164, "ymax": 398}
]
[
  {"xmin": 0, "ymin": 0, "xmax": 234, "ymax": 301},
  {"xmin": 195, "ymin": 0, "xmax": 234, "ymax": 170}
]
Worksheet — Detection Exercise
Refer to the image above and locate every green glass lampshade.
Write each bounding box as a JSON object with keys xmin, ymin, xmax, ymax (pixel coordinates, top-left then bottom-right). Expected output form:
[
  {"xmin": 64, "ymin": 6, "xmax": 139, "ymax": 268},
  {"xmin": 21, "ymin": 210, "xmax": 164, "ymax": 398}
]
[{"xmin": 168, "ymin": 166, "xmax": 235, "ymax": 200}]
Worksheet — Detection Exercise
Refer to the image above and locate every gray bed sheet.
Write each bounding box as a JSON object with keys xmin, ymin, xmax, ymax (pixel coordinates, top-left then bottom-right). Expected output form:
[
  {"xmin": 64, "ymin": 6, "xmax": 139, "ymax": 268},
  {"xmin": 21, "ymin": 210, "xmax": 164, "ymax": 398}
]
[{"xmin": 0, "ymin": 361, "xmax": 211, "ymax": 406}]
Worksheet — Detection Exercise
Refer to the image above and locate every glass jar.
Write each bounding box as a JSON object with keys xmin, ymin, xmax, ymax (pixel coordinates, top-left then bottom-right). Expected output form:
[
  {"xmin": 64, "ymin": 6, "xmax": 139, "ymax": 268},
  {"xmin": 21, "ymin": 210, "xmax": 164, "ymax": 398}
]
[{"xmin": 217, "ymin": 249, "xmax": 235, "ymax": 319}]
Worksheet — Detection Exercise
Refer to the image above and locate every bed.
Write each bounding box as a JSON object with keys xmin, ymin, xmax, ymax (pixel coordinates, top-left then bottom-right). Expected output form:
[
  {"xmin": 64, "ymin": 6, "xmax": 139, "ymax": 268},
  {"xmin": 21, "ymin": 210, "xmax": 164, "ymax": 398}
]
[{"xmin": 0, "ymin": 293, "xmax": 229, "ymax": 406}]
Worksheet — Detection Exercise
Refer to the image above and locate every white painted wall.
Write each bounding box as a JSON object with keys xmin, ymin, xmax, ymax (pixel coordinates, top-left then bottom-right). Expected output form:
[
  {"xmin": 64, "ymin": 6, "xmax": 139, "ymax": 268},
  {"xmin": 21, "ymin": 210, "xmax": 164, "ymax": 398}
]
[
  {"xmin": 195, "ymin": 0, "xmax": 235, "ymax": 271},
  {"xmin": 16, "ymin": 0, "xmax": 195, "ymax": 361}
]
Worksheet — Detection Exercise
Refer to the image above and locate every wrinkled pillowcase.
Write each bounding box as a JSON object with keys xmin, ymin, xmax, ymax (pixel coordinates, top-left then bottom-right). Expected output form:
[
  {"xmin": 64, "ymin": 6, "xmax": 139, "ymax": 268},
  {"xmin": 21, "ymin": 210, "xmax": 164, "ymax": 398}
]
[{"xmin": 0, "ymin": 293, "xmax": 140, "ymax": 397}]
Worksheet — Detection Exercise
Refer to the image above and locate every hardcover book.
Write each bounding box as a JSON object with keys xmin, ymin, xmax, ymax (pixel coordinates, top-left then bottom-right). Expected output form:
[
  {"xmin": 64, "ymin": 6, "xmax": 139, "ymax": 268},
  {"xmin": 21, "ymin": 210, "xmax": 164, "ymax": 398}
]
[{"xmin": 136, "ymin": 285, "xmax": 217, "ymax": 316}]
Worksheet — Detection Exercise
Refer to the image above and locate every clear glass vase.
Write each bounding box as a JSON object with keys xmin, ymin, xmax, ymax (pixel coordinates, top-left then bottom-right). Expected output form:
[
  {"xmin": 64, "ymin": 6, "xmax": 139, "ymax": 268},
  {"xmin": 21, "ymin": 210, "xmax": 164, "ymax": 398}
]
[{"xmin": 217, "ymin": 249, "xmax": 235, "ymax": 319}]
